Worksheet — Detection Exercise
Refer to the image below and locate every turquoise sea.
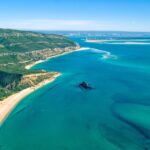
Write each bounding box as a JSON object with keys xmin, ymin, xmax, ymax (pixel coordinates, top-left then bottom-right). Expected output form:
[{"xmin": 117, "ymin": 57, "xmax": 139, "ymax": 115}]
[{"xmin": 0, "ymin": 34, "xmax": 150, "ymax": 150}]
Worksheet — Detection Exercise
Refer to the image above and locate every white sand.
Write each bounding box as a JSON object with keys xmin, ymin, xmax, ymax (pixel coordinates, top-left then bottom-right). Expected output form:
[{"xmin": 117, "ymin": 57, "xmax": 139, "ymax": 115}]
[{"xmin": 0, "ymin": 73, "xmax": 61, "ymax": 124}]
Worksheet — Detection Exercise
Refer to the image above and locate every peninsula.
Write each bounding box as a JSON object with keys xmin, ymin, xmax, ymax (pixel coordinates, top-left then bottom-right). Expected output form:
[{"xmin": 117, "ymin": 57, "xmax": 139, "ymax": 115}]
[{"xmin": 0, "ymin": 28, "xmax": 80, "ymax": 123}]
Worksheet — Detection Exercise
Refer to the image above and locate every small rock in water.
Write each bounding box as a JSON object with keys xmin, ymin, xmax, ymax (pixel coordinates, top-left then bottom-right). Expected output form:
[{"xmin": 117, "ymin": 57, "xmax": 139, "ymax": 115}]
[{"xmin": 79, "ymin": 81, "xmax": 92, "ymax": 90}]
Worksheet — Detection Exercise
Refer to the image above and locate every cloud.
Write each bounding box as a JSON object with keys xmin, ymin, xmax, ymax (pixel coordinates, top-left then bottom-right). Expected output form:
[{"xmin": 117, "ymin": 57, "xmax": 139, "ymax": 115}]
[
  {"xmin": 0, "ymin": 19, "xmax": 97, "ymax": 30},
  {"xmin": 0, "ymin": 19, "xmax": 149, "ymax": 31}
]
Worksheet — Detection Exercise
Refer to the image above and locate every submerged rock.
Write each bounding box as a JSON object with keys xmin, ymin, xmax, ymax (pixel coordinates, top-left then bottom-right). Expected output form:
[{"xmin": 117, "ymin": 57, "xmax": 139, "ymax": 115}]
[{"xmin": 79, "ymin": 81, "xmax": 92, "ymax": 90}]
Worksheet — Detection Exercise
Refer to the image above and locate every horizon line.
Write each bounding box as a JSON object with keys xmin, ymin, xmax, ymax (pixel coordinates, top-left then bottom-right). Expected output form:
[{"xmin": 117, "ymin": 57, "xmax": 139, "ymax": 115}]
[{"xmin": 1, "ymin": 28, "xmax": 150, "ymax": 33}]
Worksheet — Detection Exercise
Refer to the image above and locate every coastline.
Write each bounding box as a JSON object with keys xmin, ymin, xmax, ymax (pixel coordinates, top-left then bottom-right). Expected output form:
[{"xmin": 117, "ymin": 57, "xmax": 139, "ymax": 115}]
[
  {"xmin": 86, "ymin": 39, "xmax": 107, "ymax": 43},
  {"xmin": 0, "ymin": 47, "xmax": 88, "ymax": 124},
  {"xmin": 25, "ymin": 47, "xmax": 89, "ymax": 69},
  {"xmin": 0, "ymin": 72, "xmax": 61, "ymax": 124}
]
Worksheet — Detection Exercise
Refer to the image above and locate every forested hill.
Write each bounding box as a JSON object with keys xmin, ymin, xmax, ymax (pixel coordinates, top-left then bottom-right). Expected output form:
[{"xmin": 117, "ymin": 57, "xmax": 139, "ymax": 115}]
[
  {"xmin": 0, "ymin": 28, "xmax": 77, "ymax": 52},
  {"xmin": 0, "ymin": 28, "xmax": 79, "ymax": 100},
  {"xmin": 0, "ymin": 28, "xmax": 79, "ymax": 73}
]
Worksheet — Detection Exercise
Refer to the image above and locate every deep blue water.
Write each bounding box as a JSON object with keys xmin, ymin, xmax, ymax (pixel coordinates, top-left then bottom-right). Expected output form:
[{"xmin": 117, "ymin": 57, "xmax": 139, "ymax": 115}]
[{"xmin": 0, "ymin": 37, "xmax": 150, "ymax": 150}]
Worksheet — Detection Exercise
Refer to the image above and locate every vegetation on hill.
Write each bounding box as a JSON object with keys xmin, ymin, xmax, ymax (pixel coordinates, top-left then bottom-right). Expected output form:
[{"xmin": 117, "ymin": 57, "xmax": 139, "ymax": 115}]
[
  {"xmin": 0, "ymin": 28, "xmax": 79, "ymax": 100},
  {"xmin": 0, "ymin": 28, "xmax": 76, "ymax": 52},
  {"xmin": 0, "ymin": 71, "xmax": 22, "ymax": 100}
]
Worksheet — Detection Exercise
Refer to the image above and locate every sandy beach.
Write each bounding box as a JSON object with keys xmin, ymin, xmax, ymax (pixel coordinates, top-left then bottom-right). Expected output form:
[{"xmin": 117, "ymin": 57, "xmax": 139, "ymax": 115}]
[
  {"xmin": 25, "ymin": 47, "xmax": 89, "ymax": 69},
  {"xmin": 85, "ymin": 39, "xmax": 109, "ymax": 43},
  {"xmin": 0, "ymin": 47, "xmax": 88, "ymax": 124},
  {"xmin": 0, "ymin": 73, "xmax": 61, "ymax": 124}
]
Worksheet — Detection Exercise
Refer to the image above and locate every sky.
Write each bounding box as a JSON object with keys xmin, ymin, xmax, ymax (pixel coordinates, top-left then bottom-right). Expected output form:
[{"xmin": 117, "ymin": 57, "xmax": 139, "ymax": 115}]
[{"xmin": 0, "ymin": 0, "xmax": 150, "ymax": 31}]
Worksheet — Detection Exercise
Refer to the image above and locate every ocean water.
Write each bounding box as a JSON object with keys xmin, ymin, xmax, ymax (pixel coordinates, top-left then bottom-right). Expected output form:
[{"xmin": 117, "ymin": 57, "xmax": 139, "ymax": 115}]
[{"xmin": 0, "ymin": 36, "xmax": 150, "ymax": 150}]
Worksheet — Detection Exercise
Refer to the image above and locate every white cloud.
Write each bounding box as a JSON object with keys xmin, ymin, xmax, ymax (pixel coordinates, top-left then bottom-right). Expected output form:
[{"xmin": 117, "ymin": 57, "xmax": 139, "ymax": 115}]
[
  {"xmin": 0, "ymin": 19, "xmax": 149, "ymax": 31},
  {"xmin": 0, "ymin": 19, "xmax": 97, "ymax": 30}
]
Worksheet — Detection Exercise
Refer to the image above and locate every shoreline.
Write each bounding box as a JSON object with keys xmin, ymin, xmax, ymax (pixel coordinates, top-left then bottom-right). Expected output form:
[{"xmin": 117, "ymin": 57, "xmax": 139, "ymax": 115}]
[
  {"xmin": 0, "ymin": 47, "xmax": 89, "ymax": 124},
  {"xmin": 0, "ymin": 72, "xmax": 61, "ymax": 124},
  {"xmin": 25, "ymin": 47, "xmax": 89, "ymax": 69}
]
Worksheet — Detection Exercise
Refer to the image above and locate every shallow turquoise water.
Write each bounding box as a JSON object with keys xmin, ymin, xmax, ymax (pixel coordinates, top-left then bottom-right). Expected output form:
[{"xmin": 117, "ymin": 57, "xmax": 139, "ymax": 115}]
[{"xmin": 0, "ymin": 37, "xmax": 150, "ymax": 150}]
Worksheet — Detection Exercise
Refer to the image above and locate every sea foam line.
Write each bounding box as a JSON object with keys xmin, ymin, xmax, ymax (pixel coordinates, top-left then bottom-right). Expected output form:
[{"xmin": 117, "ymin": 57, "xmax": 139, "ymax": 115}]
[
  {"xmin": 85, "ymin": 39, "xmax": 150, "ymax": 45},
  {"xmin": 91, "ymin": 48, "xmax": 117, "ymax": 60},
  {"xmin": 108, "ymin": 42, "xmax": 150, "ymax": 45}
]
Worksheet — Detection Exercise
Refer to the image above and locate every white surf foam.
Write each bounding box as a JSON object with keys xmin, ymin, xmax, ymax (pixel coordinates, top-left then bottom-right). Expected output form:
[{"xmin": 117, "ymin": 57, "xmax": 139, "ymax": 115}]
[
  {"xmin": 76, "ymin": 47, "xmax": 90, "ymax": 51},
  {"xmin": 85, "ymin": 39, "xmax": 150, "ymax": 45},
  {"xmin": 91, "ymin": 48, "xmax": 117, "ymax": 60}
]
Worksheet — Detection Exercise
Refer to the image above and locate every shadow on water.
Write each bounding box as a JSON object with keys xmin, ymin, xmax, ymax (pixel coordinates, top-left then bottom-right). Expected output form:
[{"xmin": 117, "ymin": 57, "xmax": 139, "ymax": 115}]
[
  {"xmin": 37, "ymin": 82, "xmax": 60, "ymax": 98},
  {"xmin": 111, "ymin": 93, "xmax": 150, "ymax": 150},
  {"xmin": 110, "ymin": 103, "xmax": 149, "ymax": 139},
  {"xmin": 112, "ymin": 93, "xmax": 150, "ymax": 106}
]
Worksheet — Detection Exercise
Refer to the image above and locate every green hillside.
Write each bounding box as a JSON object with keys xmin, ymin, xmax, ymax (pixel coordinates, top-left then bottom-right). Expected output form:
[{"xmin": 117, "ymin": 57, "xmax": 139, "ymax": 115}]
[
  {"xmin": 0, "ymin": 28, "xmax": 79, "ymax": 100},
  {"xmin": 0, "ymin": 28, "xmax": 76, "ymax": 52},
  {"xmin": 0, "ymin": 28, "xmax": 78, "ymax": 73}
]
